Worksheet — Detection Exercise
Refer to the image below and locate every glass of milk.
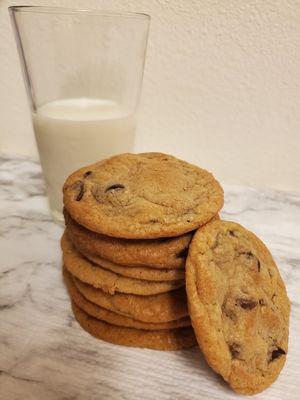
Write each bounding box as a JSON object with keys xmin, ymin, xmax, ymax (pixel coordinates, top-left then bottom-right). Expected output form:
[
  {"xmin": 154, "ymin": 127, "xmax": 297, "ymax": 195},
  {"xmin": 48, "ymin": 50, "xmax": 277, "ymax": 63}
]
[{"xmin": 9, "ymin": 6, "xmax": 150, "ymax": 222}]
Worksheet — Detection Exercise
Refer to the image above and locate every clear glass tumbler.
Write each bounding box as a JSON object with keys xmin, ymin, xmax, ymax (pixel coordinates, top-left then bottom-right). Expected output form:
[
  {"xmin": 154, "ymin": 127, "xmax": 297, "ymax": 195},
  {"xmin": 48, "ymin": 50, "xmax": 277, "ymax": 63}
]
[{"xmin": 9, "ymin": 6, "xmax": 150, "ymax": 223}]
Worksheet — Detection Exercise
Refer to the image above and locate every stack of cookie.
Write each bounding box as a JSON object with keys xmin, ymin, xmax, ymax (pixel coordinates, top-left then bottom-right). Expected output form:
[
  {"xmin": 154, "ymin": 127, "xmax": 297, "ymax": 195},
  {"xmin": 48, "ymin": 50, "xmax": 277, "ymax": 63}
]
[
  {"xmin": 60, "ymin": 152, "xmax": 291, "ymax": 394},
  {"xmin": 61, "ymin": 152, "xmax": 224, "ymax": 350}
]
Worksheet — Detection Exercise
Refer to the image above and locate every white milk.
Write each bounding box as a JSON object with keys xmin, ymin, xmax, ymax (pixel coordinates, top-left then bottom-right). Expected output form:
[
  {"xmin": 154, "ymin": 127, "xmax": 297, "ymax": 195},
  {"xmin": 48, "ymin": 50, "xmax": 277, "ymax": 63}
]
[{"xmin": 32, "ymin": 98, "xmax": 136, "ymax": 222}]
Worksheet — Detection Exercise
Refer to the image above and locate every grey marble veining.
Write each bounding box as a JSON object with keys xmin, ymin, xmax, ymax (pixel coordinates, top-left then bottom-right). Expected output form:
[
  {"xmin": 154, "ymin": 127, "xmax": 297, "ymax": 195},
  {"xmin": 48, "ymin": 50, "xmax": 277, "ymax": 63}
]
[{"xmin": 0, "ymin": 155, "xmax": 299, "ymax": 400}]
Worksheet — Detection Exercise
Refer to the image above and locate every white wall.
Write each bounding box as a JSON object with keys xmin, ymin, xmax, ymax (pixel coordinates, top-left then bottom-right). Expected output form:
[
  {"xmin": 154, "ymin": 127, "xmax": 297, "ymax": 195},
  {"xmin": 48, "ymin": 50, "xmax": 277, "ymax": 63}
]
[{"xmin": 1, "ymin": 0, "xmax": 299, "ymax": 192}]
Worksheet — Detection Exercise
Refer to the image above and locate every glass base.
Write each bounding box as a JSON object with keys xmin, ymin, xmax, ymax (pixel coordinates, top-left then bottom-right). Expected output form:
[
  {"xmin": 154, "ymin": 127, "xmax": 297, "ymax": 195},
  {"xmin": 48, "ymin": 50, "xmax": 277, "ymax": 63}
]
[{"xmin": 50, "ymin": 208, "xmax": 65, "ymax": 226}]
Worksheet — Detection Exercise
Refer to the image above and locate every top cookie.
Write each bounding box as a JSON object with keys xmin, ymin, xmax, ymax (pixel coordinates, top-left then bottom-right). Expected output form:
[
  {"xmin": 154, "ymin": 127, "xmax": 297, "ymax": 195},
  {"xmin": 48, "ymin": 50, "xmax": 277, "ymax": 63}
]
[
  {"xmin": 186, "ymin": 220, "xmax": 290, "ymax": 395},
  {"xmin": 63, "ymin": 153, "xmax": 223, "ymax": 239}
]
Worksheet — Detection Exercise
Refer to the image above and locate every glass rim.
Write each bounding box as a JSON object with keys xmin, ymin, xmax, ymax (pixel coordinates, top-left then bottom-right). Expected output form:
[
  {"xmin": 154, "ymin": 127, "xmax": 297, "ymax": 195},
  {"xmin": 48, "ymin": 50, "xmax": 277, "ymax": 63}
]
[{"xmin": 8, "ymin": 6, "xmax": 150, "ymax": 20}]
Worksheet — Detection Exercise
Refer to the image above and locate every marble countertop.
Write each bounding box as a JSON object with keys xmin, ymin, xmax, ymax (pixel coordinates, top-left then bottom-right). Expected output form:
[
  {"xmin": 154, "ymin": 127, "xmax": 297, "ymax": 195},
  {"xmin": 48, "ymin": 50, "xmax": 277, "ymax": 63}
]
[{"xmin": 0, "ymin": 155, "xmax": 299, "ymax": 400}]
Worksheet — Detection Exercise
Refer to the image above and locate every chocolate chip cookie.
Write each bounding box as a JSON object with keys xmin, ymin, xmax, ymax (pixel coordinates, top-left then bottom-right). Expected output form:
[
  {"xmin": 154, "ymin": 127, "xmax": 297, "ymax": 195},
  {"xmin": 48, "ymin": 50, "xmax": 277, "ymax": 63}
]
[
  {"xmin": 63, "ymin": 153, "xmax": 223, "ymax": 239},
  {"xmin": 62, "ymin": 232, "xmax": 184, "ymax": 295},
  {"xmin": 80, "ymin": 251, "xmax": 185, "ymax": 282},
  {"xmin": 72, "ymin": 302, "xmax": 196, "ymax": 350},
  {"xmin": 186, "ymin": 220, "xmax": 290, "ymax": 395},
  {"xmin": 64, "ymin": 267, "xmax": 190, "ymax": 330},
  {"xmin": 65, "ymin": 209, "xmax": 190, "ymax": 269},
  {"xmin": 73, "ymin": 276, "xmax": 189, "ymax": 323}
]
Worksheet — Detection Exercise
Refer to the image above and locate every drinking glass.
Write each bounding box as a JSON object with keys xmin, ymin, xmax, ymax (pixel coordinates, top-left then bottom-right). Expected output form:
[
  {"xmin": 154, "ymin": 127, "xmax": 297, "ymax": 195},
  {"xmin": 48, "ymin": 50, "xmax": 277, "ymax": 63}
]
[{"xmin": 9, "ymin": 6, "xmax": 150, "ymax": 222}]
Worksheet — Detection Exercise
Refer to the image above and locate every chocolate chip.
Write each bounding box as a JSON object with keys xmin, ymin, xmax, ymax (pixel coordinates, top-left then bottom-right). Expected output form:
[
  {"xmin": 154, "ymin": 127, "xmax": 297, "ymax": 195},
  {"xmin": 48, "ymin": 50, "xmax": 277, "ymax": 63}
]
[
  {"xmin": 176, "ymin": 247, "xmax": 189, "ymax": 259},
  {"xmin": 244, "ymin": 251, "xmax": 254, "ymax": 258},
  {"xmin": 237, "ymin": 298, "xmax": 257, "ymax": 310},
  {"xmin": 259, "ymin": 299, "xmax": 265, "ymax": 306},
  {"xmin": 229, "ymin": 343, "xmax": 240, "ymax": 358},
  {"xmin": 83, "ymin": 171, "xmax": 92, "ymax": 178},
  {"xmin": 105, "ymin": 184, "xmax": 125, "ymax": 193},
  {"xmin": 241, "ymin": 251, "xmax": 261, "ymax": 272},
  {"xmin": 76, "ymin": 183, "xmax": 85, "ymax": 201},
  {"xmin": 270, "ymin": 347, "xmax": 286, "ymax": 361},
  {"xmin": 149, "ymin": 219, "xmax": 158, "ymax": 223},
  {"xmin": 228, "ymin": 230, "xmax": 238, "ymax": 237},
  {"xmin": 71, "ymin": 180, "xmax": 85, "ymax": 201}
]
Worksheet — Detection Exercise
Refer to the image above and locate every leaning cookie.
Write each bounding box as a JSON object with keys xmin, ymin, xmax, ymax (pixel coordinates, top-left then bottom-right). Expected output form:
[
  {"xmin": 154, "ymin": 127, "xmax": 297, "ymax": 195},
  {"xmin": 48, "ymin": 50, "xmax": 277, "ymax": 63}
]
[{"xmin": 186, "ymin": 220, "xmax": 290, "ymax": 395}]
